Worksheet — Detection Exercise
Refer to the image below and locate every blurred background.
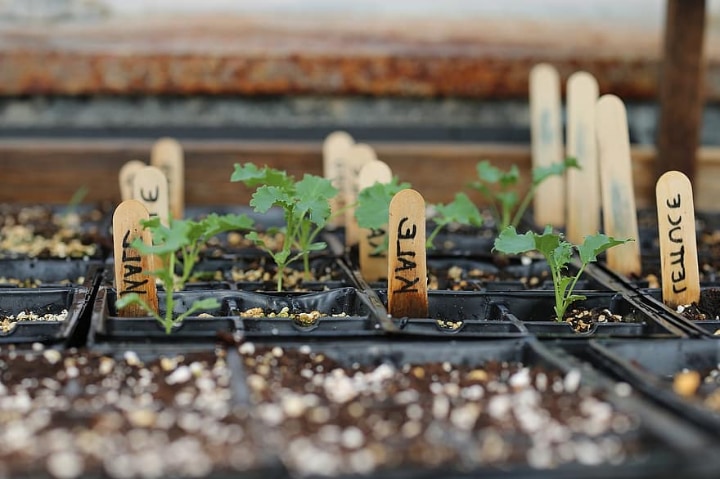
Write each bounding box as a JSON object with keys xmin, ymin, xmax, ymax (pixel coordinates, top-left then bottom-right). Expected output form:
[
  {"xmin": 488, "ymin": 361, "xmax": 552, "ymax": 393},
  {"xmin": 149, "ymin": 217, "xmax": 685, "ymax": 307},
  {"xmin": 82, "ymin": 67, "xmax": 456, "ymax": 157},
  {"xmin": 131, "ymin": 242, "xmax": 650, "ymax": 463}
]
[{"xmin": 0, "ymin": 0, "xmax": 718, "ymax": 206}]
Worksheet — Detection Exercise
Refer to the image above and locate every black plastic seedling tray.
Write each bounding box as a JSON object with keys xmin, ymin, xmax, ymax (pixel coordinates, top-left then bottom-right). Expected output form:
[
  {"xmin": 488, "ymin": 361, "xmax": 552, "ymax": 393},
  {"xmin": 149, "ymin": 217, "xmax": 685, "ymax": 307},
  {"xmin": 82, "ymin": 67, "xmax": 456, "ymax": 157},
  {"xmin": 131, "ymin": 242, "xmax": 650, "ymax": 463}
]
[
  {"xmin": 588, "ymin": 339, "xmax": 720, "ymax": 439},
  {"xmin": 0, "ymin": 257, "xmax": 102, "ymax": 288},
  {"xmin": 0, "ymin": 286, "xmax": 90, "ymax": 345},
  {"xmin": 235, "ymin": 337, "xmax": 719, "ymax": 479},
  {"xmin": 229, "ymin": 286, "xmax": 385, "ymax": 337},
  {"xmin": 91, "ymin": 286, "xmax": 387, "ymax": 344},
  {"xmin": 90, "ymin": 287, "xmax": 240, "ymax": 344},
  {"xmin": 636, "ymin": 288, "xmax": 720, "ymax": 337},
  {"xmin": 372, "ymin": 289, "xmax": 683, "ymax": 339}
]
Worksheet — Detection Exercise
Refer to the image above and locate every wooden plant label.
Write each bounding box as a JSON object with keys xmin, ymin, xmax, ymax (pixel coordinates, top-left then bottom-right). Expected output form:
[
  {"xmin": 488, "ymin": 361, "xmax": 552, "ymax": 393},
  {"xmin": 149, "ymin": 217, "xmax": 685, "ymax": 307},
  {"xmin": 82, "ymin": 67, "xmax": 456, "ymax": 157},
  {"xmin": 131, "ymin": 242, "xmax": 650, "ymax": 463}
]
[
  {"xmin": 119, "ymin": 160, "xmax": 146, "ymax": 201},
  {"xmin": 566, "ymin": 71, "xmax": 600, "ymax": 244},
  {"xmin": 387, "ymin": 189, "xmax": 428, "ymax": 318},
  {"xmin": 323, "ymin": 131, "xmax": 355, "ymax": 229},
  {"xmin": 656, "ymin": 171, "xmax": 700, "ymax": 308},
  {"xmin": 596, "ymin": 94, "xmax": 642, "ymax": 277},
  {"xmin": 530, "ymin": 63, "xmax": 565, "ymax": 227},
  {"xmin": 357, "ymin": 160, "xmax": 393, "ymax": 282},
  {"xmin": 344, "ymin": 143, "xmax": 377, "ymax": 248},
  {"xmin": 132, "ymin": 166, "xmax": 170, "ymax": 226},
  {"xmin": 151, "ymin": 138, "xmax": 184, "ymax": 220},
  {"xmin": 112, "ymin": 200, "xmax": 158, "ymax": 317}
]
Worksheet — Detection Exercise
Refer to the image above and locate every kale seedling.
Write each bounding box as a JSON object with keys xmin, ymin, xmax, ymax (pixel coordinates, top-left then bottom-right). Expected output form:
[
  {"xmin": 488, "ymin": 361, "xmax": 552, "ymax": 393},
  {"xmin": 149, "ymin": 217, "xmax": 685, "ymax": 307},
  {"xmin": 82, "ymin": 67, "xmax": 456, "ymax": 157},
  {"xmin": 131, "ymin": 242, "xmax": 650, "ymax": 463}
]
[
  {"xmin": 355, "ymin": 180, "xmax": 482, "ymax": 251},
  {"xmin": 231, "ymin": 163, "xmax": 338, "ymax": 291},
  {"xmin": 469, "ymin": 158, "xmax": 578, "ymax": 233},
  {"xmin": 426, "ymin": 192, "xmax": 483, "ymax": 248},
  {"xmin": 493, "ymin": 225, "xmax": 631, "ymax": 321},
  {"xmin": 116, "ymin": 213, "xmax": 254, "ymax": 333}
]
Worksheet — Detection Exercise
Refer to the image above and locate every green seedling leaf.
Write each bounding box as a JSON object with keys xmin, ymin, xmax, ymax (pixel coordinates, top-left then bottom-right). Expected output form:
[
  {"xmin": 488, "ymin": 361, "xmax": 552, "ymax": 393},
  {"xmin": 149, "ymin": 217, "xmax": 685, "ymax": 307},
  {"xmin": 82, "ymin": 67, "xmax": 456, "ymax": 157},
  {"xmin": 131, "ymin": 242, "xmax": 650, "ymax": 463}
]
[
  {"xmin": 577, "ymin": 234, "xmax": 632, "ymax": 264},
  {"xmin": 355, "ymin": 177, "xmax": 411, "ymax": 230},
  {"xmin": 295, "ymin": 174, "xmax": 337, "ymax": 224},
  {"xmin": 493, "ymin": 226, "xmax": 536, "ymax": 255},
  {"xmin": 200, "ymin": 213, "xmax": 255, "ymax": 239},
  {"xmin": 231, "ymin": 163, "xmax": 294, "ymax": 189},
  {"xmin": 532, "ymin": 157, "xmax": 579, "ymax": 185},
  {"xmin": 251, "ymin": 185, "xmax": 290, "ymax": 213},
  {"xmin": 432, "ymin": 193, "xmax": 483, "ymax": 227}
]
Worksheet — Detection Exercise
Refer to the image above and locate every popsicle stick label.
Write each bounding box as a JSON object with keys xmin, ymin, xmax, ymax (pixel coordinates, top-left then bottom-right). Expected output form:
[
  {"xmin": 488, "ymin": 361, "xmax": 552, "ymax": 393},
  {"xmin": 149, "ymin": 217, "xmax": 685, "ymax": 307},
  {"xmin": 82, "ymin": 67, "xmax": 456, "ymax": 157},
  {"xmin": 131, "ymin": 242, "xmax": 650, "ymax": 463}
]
[
  {"xmin": 596, "ymin": 94, "xmax": 641, "ymax": 276},
  {"xmin": 566, "ymin": 71, "xmax": 600, "ymax": 244},
  {"xmin": 112, "ymin": 200, "xmax": 158, "ymax": 317},
  {"xmin": 151, "ymin": 138, "xmax": 184, "ymax": 220},
  {"xmin": 323, "ymin": 131, "xmax": 355, "ymax": 228},
  {"xmin": 119, "ymin": 160, "xmax": 146, "ymax": 201},
  {"xmin": 358, "ymin": 160, "xmax": 393, "ymax": 282},
  {"xmin": 656, "ymin": 171, "xmax": 700, "ymax": 307},
  {"xmin": 132, "ymin": 166, "xmax": 170, "ymax": 226},
  {"xmin": 344, "ymin": 143, "xmax": 377, "ymax": 247},
  {"xmin": 387, "ymin": 189, "xmax": 428, "ymax": 318},
  {"xmin": 530, "ymin": 63, "xmax": 565, "ymax": 227}
]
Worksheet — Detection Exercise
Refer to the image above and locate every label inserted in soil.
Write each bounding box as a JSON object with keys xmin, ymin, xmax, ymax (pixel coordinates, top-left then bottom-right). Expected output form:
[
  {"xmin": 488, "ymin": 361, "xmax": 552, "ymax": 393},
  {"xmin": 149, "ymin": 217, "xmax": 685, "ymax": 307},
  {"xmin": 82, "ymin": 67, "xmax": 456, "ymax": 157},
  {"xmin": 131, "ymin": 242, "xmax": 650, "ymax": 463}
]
[
  {"xmin": 344, "ymin": 143, "xmax": 376, "ymax": 247},
  {"xmin": 358, "ymin": 160, "xmax": 393, "ymax": 282},
  {"xmin": 112, "ymin": 199, "xmax": 158, "ymax": 317},
  {"xmin": 323, "ymin": 131, "xmax": 355, "ymax": 229},
  {"xmin": 656, "ymin": 171, "xmax": 700, "ymax": 307},
  {"xmin": 133, "ymin": 165, "xmax": 170, "ymax": 226},
  {"xmin": 388, "ymin": 189, "xmax": 428, "ymax": 318}
]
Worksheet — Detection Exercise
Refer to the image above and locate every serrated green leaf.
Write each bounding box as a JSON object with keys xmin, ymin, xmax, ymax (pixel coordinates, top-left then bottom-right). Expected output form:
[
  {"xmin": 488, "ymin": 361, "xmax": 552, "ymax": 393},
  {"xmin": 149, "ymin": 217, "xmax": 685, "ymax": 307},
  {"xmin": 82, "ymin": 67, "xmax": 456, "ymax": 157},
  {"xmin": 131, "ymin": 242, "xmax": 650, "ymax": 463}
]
[
  {"xmin": 294, "ymin": 174, "xmax": 337, "ymax": 225},
  {"xmin": 231, "ymin": 163, "xmax": 294, "ymax": 189},
  {"xmin": 200, "ymin": 213, "xmax": 255, "ymax": 239},
  {"xmin": 577, "ymin": 234, "xmax": 632, "ymax": 264},
  {"xmin": 355, "ymin": 177, "xmax": 411, "ymax": 230},
  {"xmin": 250, "ymin": 185, "xmax": 289, "ymax": 213},
  {"xmin": 493, "ymin": 226, "xmax": 536, "ymax": 254},
  {"xmin": 476, "ymin": 160, "xmax": 504, "ymax": 184},
  {"xmin": 432, "ymin": 192, "xmax": 483, "ymax": 228},
  {"xmin": 532, "ymin": 157, "xmax": 579, "ymax": 185}
]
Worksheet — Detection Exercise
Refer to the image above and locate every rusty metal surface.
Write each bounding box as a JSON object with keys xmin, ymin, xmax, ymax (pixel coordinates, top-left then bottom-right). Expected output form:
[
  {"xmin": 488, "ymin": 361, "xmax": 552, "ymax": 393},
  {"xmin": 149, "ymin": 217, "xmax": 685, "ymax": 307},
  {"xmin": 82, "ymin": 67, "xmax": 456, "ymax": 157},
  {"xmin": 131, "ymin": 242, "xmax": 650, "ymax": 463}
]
[{"xmin": 1, "ymin": 14, "xmax": 714, "ymax": 99}]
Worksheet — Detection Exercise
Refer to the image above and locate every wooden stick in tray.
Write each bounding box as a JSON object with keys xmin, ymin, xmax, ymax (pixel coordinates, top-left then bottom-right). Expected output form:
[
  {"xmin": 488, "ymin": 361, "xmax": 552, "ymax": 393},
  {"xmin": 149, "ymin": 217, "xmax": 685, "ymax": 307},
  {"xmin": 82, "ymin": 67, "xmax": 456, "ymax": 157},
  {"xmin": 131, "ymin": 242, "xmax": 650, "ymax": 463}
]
[
  {"xmin": 119, "ymin": 160, "xmax": 146, "ymax": 201},
  {"xmin": 132, "ymin": 166, "xmax": 170, "ymax": 226},
  {"xmin": 566, "ymin": 71, "xmax": 600, "ymax": 244},
  {"xmin": 656, "ymin": 171, "xmax": 700, "ymax": 308},
  {"xmin": 323, "ymin": 131, "xmax": 355, "ymax": 229},
  {"xmin": 112, "ymin": 200, "xmax": 158, "ymax": 317},
  {"xmin": 344, "ymin": 143, "xmax": 377, "ymax": 248},
  {"xmin": 596, "ymin": 94, "xmax": 642, "ymax": 277},
  {"xmin": 530, "ymin": 63, "xmax": 565, "ymax": 228},
  {"xmin": 151, "ymin": 138, "xmax": 184, "ymax": 220},
  {"xmin": 358, "ymin": 160, "xmax": 393, "ymax": 282},
  {"xmin": 387, "ymin": 189, "xmax": 428, "ymax": 319}
]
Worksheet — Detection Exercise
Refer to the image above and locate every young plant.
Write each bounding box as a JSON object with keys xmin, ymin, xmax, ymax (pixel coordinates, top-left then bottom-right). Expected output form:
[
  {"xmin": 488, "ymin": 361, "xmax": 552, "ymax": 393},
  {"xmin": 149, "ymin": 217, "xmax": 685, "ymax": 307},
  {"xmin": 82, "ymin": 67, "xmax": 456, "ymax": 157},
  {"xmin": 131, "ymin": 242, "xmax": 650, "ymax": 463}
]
[
  {"xmin": 469, "ymin": 158, "xmax": 578, "ymax": 233},
  {"xmin": 426, "ymin": 192, "xmax": 483, "ymax": 248},
  {"xmin": 231, "ymin": 163, "xmax": 338, "ymax": 291},
  {"xmin": 355, "ymin": 180, "xmax": 483, "ymax": 251},
  {"xmin": 493, "ymin": 225, "xmax": 631, "ymax": 321},
  {"xmin": 115, "ymin": 213, "xmax": 254, "ymax": 333}
]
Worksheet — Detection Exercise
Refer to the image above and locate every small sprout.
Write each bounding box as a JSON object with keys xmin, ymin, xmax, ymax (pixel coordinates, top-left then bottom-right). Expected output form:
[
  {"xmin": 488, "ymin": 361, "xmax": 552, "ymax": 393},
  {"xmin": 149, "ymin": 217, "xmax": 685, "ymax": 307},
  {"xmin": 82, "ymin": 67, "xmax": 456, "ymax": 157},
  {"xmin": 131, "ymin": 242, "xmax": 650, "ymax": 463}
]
[
  {"xmin": 493, "ymin": 225, "xmax": 631, "ymax": 321},
  {"xmin": 426, "ymin": 192, "xmax": 483, "ymax": 248},
  {"xmin": 469, "ymin": 158, "xmax": 578, "ymax": 232},
  {"xmin": 116, "ymin": 213, "xmax": 254, "ymax": 333},
  {"xmin": 231, "ymin": 163, "xmax": 338, "ymax": 291}
]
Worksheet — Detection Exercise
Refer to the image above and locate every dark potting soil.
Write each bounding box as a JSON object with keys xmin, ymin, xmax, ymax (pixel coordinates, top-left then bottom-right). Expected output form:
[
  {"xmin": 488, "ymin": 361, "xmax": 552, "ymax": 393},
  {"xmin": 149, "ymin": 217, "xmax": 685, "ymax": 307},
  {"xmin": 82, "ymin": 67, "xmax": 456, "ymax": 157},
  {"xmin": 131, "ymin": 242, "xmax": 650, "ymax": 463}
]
[
  {"xmin": 0, "ymin": 345, "xmax": 271, "ymax": 479},
  {"xmin": 239, "ymin": 343, "xmax": 653, "ymax": 476}
]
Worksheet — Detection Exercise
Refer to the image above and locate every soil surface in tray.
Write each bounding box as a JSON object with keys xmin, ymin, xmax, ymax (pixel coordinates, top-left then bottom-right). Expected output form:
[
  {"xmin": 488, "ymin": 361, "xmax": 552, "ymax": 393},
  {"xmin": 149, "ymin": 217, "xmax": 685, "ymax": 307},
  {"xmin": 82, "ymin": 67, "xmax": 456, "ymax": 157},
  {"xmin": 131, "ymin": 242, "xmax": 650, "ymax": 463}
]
[
  {"xmin": 240, "ymin": 343, "xmax": 645, "ymax": 476},
  {"xmin": 0, "ymin": 346, "xmax": 265, "ymax": 478}
]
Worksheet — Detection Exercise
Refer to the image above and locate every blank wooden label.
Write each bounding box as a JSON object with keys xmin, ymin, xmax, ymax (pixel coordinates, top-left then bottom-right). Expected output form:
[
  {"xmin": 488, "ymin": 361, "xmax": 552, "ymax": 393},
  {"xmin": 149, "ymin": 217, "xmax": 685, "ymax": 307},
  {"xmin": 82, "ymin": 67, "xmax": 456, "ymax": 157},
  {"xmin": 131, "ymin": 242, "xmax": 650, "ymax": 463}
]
[
  {"xmin": 566, "ymin": 71, "xmax": 600, "ymax": 244},
  {"xmin": 323, "ymin": 131, "xmax": 355, "ymax": 228},
  {"xmin": 387, "ymin": 189, "xmax": 428, "ymax": 318},
  {"xmin": 344, "ymin": 143, "xmax": 377, "ymax": 247},
  {"xmin": 656, "ymin": 171, "xmax": 700, "ymax": 308},
  {"xmin": 112, "ymin": 199, "xmax": 158, "ymax": 317},
  {"xmin": 530, "ymin": 63, "xmax": 565, "ymax": 227},
  {"xmin": 596, "ymin": 94, "xmax": 642, "ymax": 277},
  {"xmin": 119, "ymin": 160, "xmax": 146, "ymax": 201},
  {"xmin": 151, "ymin": 138, "xmax": 184, "ymax": 220},
  {"xmin": 132, "ymin": 166, "xmax": 170, "ymax": 226},
  {"xmin": 358, "ymin": 160, "xmax": 393, "ymax": 282}
]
